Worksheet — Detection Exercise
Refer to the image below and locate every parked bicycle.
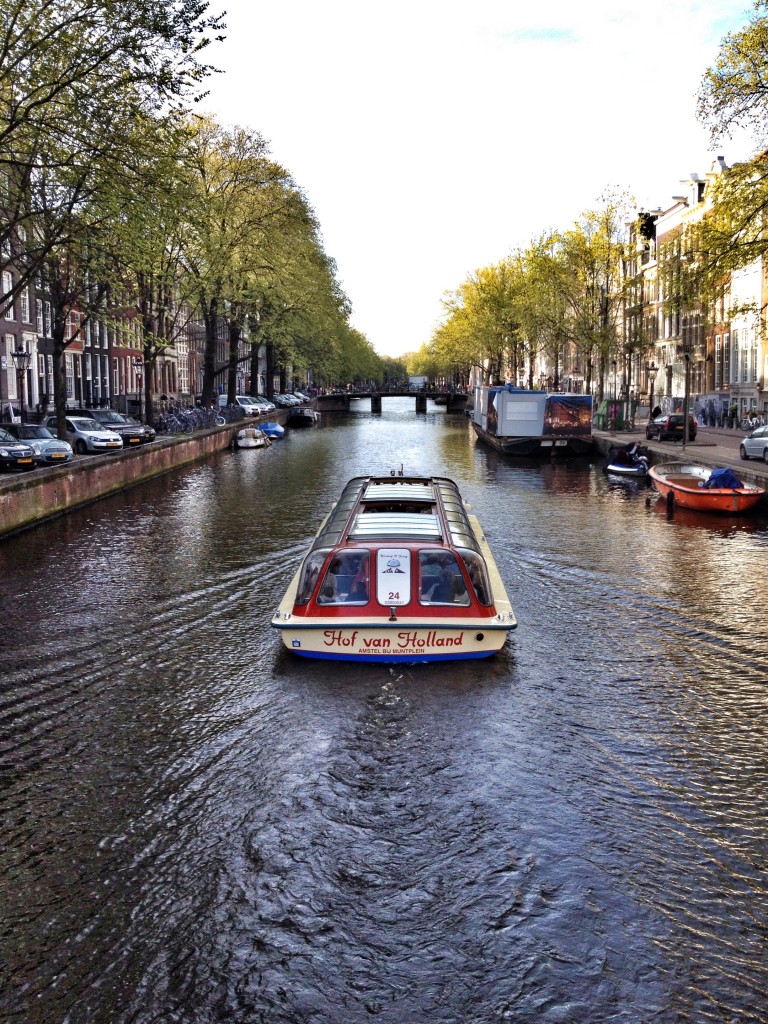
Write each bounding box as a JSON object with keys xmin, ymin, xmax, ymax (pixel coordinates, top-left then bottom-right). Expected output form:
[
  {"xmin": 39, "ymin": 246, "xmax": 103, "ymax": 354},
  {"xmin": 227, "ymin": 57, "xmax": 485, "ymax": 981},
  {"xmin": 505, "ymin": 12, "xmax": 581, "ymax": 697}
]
[
  {"xmin": 155, "ymin": 405, "xmax": 226, "ymax": 434},
  {"xmin": 739, "ymin": 415, "xmax": 763, "ymax": 431},
  {"xmin": 155, "ymin": 410, "xmax": 192, "ymax": 435}
]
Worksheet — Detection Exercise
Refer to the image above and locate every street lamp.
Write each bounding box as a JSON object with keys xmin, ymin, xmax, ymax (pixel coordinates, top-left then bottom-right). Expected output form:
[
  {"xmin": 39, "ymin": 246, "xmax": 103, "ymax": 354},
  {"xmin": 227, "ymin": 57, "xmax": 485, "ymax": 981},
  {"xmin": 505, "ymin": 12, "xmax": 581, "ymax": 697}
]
[
  {"xmin": 647, "ymin": 361, "xmax": 658, "ymax": 418},
  {"xmin": 11, "ymin": 346, "xmax": 31, "ymax": 423},
  {"xmin": 132, "ymin": 356, "xmax": 144, "ymax": 421}
]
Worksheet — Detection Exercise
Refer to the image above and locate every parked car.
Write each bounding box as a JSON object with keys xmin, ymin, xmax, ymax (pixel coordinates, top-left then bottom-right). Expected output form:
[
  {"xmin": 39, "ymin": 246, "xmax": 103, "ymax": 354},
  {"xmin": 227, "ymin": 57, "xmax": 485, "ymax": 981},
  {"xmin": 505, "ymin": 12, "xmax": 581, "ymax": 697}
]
[
  {"xmin": 293, "ymin": 390, "xmax": 311, "ymax": 403},
  {"xmin": 3, "ymin": 423, "xmax": 73, "ymax": 465},
  {"xmin": 645, "ymin": 413, "xmax": 697, "ymax": 442},
  {"xmin": 45, "ymin": 416, "xmax": 123, "ymax": 454},
  {"xmin": 240, "ymin": 396, "xmax": 273, "ymax": 415},
  {"xmin": 273, "ymin": 393, "xmax": 301, "ymax": 407},
  {"xmin": 75, "ymin": 408, "xmax": 147, "ymax": 446},
  {"xmin": 0, "ymin": 426, "xmax": 37, "ymax": 471},
  {"xmin": 253, "ymin": 395, "xmax": 277, "ymax": 413},
  {"xmin": 217, "ymin": 395, "xmax": 263, "ymax": 416},
  {"xmin": 739, "ymin": 424, "xmax": 768, "ymax": 463},
  {"xmin": 121, "ymin": 414, "xmax": 156, "ymax": 443}
]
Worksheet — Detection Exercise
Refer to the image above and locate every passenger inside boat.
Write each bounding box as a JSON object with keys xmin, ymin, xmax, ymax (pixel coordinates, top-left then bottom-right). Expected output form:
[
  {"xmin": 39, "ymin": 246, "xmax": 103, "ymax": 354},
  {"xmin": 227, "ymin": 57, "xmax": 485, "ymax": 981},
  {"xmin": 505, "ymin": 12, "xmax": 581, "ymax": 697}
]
[
  {"xmin": 317, "ymin": 551, "xmax": 370, "ymax": 604},
  {"xmin": 419, "ymin": 552, "xmax": 470, "ymax": 605}
]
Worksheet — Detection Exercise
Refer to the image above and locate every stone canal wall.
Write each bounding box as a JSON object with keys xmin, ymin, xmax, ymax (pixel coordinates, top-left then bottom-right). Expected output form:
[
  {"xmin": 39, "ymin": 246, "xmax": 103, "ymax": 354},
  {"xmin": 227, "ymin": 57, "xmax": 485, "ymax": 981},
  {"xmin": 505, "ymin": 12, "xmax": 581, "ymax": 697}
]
[{"xmin": 0, "ymin": 426, "xmax": 235, "ymax": 538}]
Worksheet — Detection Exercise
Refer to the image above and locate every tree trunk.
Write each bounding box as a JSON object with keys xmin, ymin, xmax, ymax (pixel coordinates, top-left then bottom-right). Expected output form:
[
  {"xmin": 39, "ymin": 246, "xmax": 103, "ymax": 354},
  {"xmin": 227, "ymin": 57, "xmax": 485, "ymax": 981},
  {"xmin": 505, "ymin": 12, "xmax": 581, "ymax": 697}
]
[
  {"xmin": 227, "ymin": 320, "xmax": 241, "ymax": 401},
  {"xmin": 201, "ymin": 298, "xmax": 218, "ymax": 407},
  {"xmin": 265, "ymin": 341, "xmax": 275, "ymax": 399}
]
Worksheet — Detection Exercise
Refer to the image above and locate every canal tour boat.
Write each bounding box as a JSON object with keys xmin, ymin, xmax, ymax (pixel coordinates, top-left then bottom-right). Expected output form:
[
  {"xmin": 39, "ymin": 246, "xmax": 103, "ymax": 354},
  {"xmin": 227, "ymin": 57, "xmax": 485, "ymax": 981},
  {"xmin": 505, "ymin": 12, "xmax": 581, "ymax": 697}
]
[
  {"xmin": 648, "ymin": 463, "xmax": 765, "ymax": 513},
  {"xmin": 272, "ymin": 474, "xmax": 517, "ymax": 662}
]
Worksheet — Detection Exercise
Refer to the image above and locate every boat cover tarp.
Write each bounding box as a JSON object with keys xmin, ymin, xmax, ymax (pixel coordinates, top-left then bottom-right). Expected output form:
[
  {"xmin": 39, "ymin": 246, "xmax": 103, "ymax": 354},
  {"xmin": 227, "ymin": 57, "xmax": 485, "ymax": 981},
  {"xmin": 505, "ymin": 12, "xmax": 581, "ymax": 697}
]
[{"xmin": 703, "ymin": 467, "xmax": 744, "ymax": 489}]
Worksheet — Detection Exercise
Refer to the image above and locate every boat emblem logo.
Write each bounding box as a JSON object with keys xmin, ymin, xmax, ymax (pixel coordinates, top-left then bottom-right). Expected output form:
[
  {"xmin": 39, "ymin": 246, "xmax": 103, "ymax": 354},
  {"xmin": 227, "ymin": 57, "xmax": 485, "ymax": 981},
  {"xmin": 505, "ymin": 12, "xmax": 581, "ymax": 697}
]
[{"xmin": 384, "ymin": 558, "xmax": 405, "ymax": 573}]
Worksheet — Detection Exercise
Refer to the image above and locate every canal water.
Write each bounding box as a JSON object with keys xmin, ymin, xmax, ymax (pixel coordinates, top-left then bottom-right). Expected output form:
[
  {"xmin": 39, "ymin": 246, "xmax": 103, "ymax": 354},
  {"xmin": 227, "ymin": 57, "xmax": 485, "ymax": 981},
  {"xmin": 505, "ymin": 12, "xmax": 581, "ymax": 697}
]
[{"xmin": 1, "ymin": 400, "xmax": 767, "ymax": 1024}]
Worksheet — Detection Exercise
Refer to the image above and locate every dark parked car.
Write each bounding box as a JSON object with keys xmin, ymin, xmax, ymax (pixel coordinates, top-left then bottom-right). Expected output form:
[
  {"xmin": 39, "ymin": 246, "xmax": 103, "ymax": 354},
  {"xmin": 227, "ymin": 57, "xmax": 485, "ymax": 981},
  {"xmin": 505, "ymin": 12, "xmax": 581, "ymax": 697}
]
[
  {"xmin": 645, "ymin": 413, "xmax": 697, "ymax": 442},
  {"xmin": 3, "ymin": 423, "xmax": 73, "ymax": 465},
  {"xmin": 75, "ymin": 408, "xmax": 148, "ymax": 446},
  {"xmin": 121, "ymin": 414, "xmax": 156, "ymax": 443},
  {"xmin": 0, "ymin": 426, "xmax": 37, "ymax": 472}
]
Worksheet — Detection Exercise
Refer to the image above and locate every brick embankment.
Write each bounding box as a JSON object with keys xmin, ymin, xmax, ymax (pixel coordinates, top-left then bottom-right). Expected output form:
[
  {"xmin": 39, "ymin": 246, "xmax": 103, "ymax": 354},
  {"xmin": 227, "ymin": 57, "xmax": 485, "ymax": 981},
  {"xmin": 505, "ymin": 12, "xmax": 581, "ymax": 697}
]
[{"xmin": 0, "ymin": 425, "xmax": 236, "ymax": 538}]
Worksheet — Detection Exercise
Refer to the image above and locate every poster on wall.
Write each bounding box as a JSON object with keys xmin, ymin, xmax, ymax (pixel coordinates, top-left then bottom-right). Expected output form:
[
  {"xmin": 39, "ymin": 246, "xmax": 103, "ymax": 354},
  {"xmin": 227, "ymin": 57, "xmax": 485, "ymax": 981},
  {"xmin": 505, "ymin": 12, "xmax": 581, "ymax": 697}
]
[{"xmin": 544, "ymin": 395, "xmax": 593, "ymax": 437}]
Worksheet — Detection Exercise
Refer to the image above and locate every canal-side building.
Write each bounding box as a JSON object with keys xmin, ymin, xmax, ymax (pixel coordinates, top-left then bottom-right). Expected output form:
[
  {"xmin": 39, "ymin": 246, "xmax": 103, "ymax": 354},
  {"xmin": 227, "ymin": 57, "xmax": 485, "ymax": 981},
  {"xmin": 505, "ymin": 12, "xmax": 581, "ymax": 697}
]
[{"xmin": 629, "ymin": 155, "xmax": 767, "ymax": 423}]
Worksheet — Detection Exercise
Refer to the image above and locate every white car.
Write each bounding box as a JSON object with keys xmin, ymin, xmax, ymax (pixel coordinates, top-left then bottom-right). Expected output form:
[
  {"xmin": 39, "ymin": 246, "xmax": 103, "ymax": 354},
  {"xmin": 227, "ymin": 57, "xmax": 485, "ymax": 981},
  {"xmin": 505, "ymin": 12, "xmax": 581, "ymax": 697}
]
[
  {"xmin": 45, "ymin": 415, "xmax": 123, "ymax": 455},
  {"xmin": 217, "ymin": 395, "xmax": 265, "ymax": 416},
  {"xmin": 740, "ymin": 424, "xmax": 768, "ymax": 463}
]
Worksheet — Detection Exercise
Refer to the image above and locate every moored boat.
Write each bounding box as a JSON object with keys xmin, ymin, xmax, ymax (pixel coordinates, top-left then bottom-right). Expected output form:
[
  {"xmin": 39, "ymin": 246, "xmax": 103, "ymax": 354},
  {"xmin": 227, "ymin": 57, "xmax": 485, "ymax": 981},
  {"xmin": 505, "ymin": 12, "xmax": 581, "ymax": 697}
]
[
  {"xmin": 287, "ymin": 407, "xmax": 320, "ymax": 427},
  {"xmin": 260, "ymin": 421, "xmax": 285, "ymax": 439},
  {"xmin": 236, "ymin": 426, "xmax": 271, "ymax": 449},
  {"xmin": 604, "ymin": 442, "xmax": 649, "ymax": 478},
  {"xmin": 272, "ymin": 474, "xmax": 517, "ymax": 662},
  {"xmin": 648, "ymin": 463, "xmax": 765, "ymax": 513},
  {"xmin": 470, "ymin": 384, "xmax": 593, "ymax": 457}
]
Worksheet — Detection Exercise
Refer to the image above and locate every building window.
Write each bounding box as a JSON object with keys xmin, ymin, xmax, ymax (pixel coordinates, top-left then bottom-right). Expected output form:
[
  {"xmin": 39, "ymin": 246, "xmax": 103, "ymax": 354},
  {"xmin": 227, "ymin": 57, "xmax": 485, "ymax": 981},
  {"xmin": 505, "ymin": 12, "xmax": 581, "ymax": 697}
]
[
  {"xmin": 36, "ymin": 299, "xmax": 44, "ymax": 335},
  {"xmin": 65, "ymin": 352, "xmax": 74, "ymax": 399},
  {"xmin": 739, "ymin": 333, "xmax": 748, "ymax": 383},
  {"xmin": 20, "ymin": 286, "xmax": 30, "ymax": 323},
  {"xmin": 5, "ymin": 333, "xmax": 17, "ymax": 397},
  {"xmin": 2, "ymin": 271, "xmax": 13, "ymax": 319}
]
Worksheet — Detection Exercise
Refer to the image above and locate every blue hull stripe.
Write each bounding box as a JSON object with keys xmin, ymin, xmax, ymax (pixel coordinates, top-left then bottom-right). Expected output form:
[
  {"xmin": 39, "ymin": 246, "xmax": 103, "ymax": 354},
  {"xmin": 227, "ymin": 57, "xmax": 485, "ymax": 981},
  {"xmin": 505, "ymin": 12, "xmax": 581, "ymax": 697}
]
[{"xmin": 289, "ymin": 650, "xmax": 497, "ymax": 663}]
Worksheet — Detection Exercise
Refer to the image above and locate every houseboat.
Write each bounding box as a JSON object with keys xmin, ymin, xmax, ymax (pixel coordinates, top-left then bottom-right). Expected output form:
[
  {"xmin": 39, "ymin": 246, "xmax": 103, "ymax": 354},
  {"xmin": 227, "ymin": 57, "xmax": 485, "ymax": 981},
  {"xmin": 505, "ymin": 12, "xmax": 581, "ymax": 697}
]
[
  {"xmin": 471, "ymin": 384, "xmax": 593, "ymax": 457},
  {"xmin": 272, "ymin": 474, "xmax": 516, "ymax": 662}
]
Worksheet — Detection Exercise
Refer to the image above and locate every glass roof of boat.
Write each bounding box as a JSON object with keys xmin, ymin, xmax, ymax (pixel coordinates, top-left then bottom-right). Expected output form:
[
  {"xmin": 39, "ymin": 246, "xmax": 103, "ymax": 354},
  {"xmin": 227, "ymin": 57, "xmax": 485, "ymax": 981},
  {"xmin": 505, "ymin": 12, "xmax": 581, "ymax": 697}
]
[
  {"xmin": 349, "ymin": 513, "xmax": 442, "ymax": 541},
  {"xmin": 362, "ymin": 481, "xmax": 435, "ymax": 503},
  {"xmin": 308, "ymin": 475, "xmax": 482, "ymax": 553}
]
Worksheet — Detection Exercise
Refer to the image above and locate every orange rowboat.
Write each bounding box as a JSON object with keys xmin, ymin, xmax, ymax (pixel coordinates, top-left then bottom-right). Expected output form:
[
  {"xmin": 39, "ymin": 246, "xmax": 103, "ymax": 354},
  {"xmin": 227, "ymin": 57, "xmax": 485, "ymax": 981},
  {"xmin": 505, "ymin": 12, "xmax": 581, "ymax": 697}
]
[{"xmin": 649, "ymin": 463, "xmax": 765, "ymax": 514}]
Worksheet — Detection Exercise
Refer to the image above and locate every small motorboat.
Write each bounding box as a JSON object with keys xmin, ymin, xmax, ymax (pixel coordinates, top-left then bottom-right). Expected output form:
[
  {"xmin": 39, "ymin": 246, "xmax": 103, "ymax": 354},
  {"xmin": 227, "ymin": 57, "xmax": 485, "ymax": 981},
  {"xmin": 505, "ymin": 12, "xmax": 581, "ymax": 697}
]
[
  {"xmin": 272, "ymin": 474, "xmax": 517, "ymax": 662},
  {"xmin": 648, "ymin": 463, "xmax": 765, "ymax": 513},
  {"xmin": 604, "ymin": 441, "xmax": 649, "ymax": 477},
  {"xmin": 260, "ymin": 421, "xmax": 285, "ymax": 439},
  {"xmin": 287, "ymin": 407, "xmax": 320, "ymax": 427},
  {"xmin": 236, "ymin": 426, "xmax": 271, "ymax": 449}
]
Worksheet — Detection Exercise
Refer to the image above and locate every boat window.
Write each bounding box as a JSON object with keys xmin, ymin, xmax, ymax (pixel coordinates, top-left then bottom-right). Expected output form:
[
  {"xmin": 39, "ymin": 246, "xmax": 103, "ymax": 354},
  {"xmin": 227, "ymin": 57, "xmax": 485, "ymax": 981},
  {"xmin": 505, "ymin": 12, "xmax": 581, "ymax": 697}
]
[
  {"xmin": 317, "ymin": 550, "xmax": 370, "ymax": 605},
  {"xmin": 295, "ymin": 548, "xmax": 333, "ymax": 605},
  {"xmin": 418, "ymin": 551, "xmax": 470, "ymax": 606},
  {"xmin": 457, "ymin": 548, "xmax": 493, "ymax": 606}
]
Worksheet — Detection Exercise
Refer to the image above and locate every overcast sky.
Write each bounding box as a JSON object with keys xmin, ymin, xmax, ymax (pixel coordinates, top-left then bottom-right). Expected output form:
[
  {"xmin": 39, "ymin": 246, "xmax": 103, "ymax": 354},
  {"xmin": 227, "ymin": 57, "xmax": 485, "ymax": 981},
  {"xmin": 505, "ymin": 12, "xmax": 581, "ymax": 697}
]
[{"xmin": 200, "ymin": 0, "xmax": 754, "ymax": 358}]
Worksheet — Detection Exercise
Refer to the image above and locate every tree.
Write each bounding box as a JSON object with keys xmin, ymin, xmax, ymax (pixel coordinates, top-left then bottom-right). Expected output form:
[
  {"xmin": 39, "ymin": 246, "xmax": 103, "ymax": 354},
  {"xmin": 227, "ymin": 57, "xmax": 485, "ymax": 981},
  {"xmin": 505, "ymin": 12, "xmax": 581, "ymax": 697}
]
[
  {"xmin": 433, "ymin": 261, "xmax": 524, "ymax": 385},
  {"xmin": 0, "ymin": 0, "xmax": 224, "ymax": 303},
  {"xmin": 181, "ymin": 119, "xmax": 313, "ymax": 406},
  {"xmin": 698, "ymin": 1, "xmax": 768, "ymax": 147}
]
